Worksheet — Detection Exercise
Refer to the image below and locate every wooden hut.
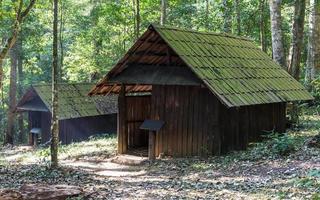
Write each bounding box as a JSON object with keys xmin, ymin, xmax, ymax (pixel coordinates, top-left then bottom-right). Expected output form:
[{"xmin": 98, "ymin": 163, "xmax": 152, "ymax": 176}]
[
  {"xmin": 16, "ymin": 83, "xmax": 117, "ymax": 145},
  {"xmin": 89, "ymin": 25, "xmax": 313, "ymax": 158}
]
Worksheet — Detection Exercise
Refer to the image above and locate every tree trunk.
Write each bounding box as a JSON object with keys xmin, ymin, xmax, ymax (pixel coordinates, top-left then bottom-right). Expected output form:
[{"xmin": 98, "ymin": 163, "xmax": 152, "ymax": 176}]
[
  {"xmin": 305, "ymin": 0, "xmax": 320, "ymax": 89},
  {"xmin": 269, "ymin": 0, "xmax": 286, "ymax": 68},
  {"xmin": 160, "ymin": 0, "xmax": 167, "ymax": 26},
  {"xmin": 222, "ymin": 0, "xmax": 232, "ymax": 33},
  {"xmin": 235, "ymin": 0, "xmax": 241, "ymax": 35},
  {"xmin": 59, "ymin": 0, "xmax": 64, "ymax": 81},
  {"xmin": 16, "ymin": 37, "xmax": 24, "ymax": 143},
  {"xmin": 205, "ymin": 0, "xmax": 209, "ymax": 29},
  {"xmin": 133, "ymin": 0, "xmax": 140, "ymax": 40},
  {"xmin": 259, "ymin": 0, "xmax": 267, "ymax": 52},
  {"xmin": 4, "ymin": 44, "xmax": 18, "ymax": 145},
  {"xmin": 287, "ymin": 0, "xmax": 306, "ymax": 125},
  {"xmin": 51, "ymin": 0, "xmax": 59, "ymax": 169},
  {"xmin": 288, "ymin": 0, "xmax": 306, "ymax": 80}
]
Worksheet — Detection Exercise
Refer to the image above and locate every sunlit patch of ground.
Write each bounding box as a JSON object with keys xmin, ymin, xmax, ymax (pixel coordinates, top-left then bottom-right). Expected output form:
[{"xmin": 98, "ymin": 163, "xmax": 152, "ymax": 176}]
[{"xmin": 1, "ymin": 111, "xmax": 320, "ymax": 199}]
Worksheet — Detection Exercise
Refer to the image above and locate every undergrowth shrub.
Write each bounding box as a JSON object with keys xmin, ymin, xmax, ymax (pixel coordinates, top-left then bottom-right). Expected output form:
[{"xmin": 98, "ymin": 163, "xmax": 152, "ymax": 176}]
[
  {"xmin": 264, "ymin": 133, "xmax": 297, "ymax": 156},
  {"xmin": 237, "ymin": 133, "xmax": 302, "ymax": 160},
  {"xmin": 311, "ymin": 78, "xmax": 320, "ymax": 102}
]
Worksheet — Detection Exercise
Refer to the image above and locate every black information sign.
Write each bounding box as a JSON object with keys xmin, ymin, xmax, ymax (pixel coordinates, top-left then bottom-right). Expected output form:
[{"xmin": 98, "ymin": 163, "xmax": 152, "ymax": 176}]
[{"xmin": 140, "ymin": 120, "xmax": 165, "ymax": 132}]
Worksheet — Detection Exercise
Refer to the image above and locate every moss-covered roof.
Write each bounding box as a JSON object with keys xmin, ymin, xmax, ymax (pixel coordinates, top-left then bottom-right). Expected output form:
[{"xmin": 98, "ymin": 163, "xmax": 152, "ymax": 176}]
[
  {"xmin": 91, "ymin": 24, "xmax": 313, "ymax": 107},
  {"xmin": 18, "ymin": 83, "xmax": 117, "ymax": 120}
]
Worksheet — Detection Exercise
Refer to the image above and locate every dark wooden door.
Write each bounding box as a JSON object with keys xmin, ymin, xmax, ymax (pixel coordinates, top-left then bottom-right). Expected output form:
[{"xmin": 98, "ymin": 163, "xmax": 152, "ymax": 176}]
[{"xmin": 126, "ymin": 95, "xmax": 151, "ymax": 148}]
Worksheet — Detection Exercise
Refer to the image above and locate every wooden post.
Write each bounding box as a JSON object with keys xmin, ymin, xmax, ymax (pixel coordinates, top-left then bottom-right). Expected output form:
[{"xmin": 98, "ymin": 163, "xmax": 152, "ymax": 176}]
[
  {"xmin": 28, "ymin": 113, "xmax": 33, "ymax": 146},
  {"xmin": 118, "ymin": 84, "xmax": 128, "ymax": 154},
  {"xmin": 148, "ymin": 131, "xmax": 156, "ymax": 160}
]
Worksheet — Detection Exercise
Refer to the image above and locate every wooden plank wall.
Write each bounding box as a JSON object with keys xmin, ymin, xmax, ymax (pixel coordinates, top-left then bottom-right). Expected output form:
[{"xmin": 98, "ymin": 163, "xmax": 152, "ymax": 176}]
[
  {"xmin": 59, "ymin": 114, "xmax": 117, "ymax": 144},
  {"xmin": 30, "ymin": 111, "xmax": 117, "ymax": 145},
  {"xmin": 118, "ymin": 85, "xmax": 287, "ymax": 157},
  {"xmin": 150, "ymin": 85, "xmax": 220, "ymax": 157},
  {"xmin": 150, "ymin": 85, "xmax": 286, "ymax": 157},
  {"xmin": 126, "ymin": 95, "xmax": 151, "ymax": 148}
]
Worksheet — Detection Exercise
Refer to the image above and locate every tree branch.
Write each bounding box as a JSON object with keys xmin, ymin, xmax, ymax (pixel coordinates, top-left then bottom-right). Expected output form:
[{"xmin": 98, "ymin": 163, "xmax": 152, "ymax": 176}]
[{"xmin": 0, "ymin": 0, "xmax": 36, "ymax": 89}]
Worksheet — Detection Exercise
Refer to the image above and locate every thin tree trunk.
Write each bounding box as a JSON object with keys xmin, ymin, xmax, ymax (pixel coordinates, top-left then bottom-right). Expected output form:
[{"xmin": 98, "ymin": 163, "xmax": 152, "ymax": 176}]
[
  {"xmin": 0, "ymin": 39, "xmax": 3, "ymax": 135},
  {"xmin": 260, "ymin": 0, "xmax": 267, "ymax": 52},
  {"xmin": 4, "ymin": 44, "xmax": 18, "ymax": 145},
  {"xmin": 222, "ymin": 0, "xmax": 232, "ymax": 33},
  {"xmin": 205, "ymin": 0, "xmax": 209, "ymax": 29},
  {"xmin": 288, "ymin": 0, "xmax": 306, "ymax": 79},
  {"xmin": 160, "ymin": 0, "xmax": 167, "ymax": 26},
  {"xmin": 59, "ymin": 0, "xmax": 64, "ymax": 81},
  {"xmin": 269, "ymin": 0, "xmax": 286, "ymax": 68},
  {"xmin": 133, "ymin": 0, "xmax": 140, "ymax": 40},
  {"xmin": 305, "ymin": 0, "xmax": 320, "ymax": 89},
  {"xmin": 16, "ymin": 37, "xmax": 24, "ymax": 143},
  {"xmin": 235, "ymin": 0, "xmax": 241, "ymax": 35},
  {"xmin": 51, "ymin": 0, "xmax": 59, "ymax": 169},
  {"xmin": 287, "ymin": 0, "xmax": 306, "ymax": 125}
]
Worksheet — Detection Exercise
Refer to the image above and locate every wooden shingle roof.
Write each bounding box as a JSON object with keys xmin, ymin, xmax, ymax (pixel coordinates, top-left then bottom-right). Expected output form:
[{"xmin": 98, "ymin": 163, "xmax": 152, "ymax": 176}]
[
  {"xmin": 90, "ymin": 24, "xmax": 313, "ymax": 107},
  {"xmin": 17, "ymin": 83, "xmax": 117, "ymax": 120}
]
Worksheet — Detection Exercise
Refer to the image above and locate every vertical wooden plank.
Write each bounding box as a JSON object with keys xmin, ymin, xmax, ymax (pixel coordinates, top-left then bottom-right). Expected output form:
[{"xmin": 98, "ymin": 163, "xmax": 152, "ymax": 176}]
[
  {"xmin": 167, "ymin": 86, "xmax": 174, "ymax": 156},
  {"xmin": 187, "ymin": 86, "xmax": 194, "ymax": 156},
  {"xmin": 148, "ymin": 131, "xmax": 156, "ymax": 160},
  {"xmin": 176, "ymin": 86, "xmax": 183, "ymax": 156},
  {"xmin": 28, "ymin": 112, "xmax": 33, "ymax": 145},
  {"xmin": 181, "ymin": 86, "xmax": 189, "ymax": 157},
  {"xmin": 212, "ymin": 96, "xmax": 221, "ymax": 155},
  {"xmin": 201, "ymin": 89, "xmax": 208, "ymax": 157},
  {"xmin": 118, "ymin": 84, "xmax": 127, "ymax": 154},
  {"xmin": 192, "ymin": 87, "xmax": 199, "ymax": 156},
  {"xmin": 163, "ymin": 86, "xmax": 169, "ymax": 155},
  {"xmin": 243, "ymin": 107, "xmax": 249, "ymax": 150},
  {"xmin": 171, "ymin": 85, "xmax": 177, "ymax": 156},
  {"xmin": 234, "ymin": 108, "xmax": 240, "ymax": 150},
  {"xmin": 153, "ymin": 85, "xmax": 160, "ymax": 156},
  {"xmin": 197, "ymin": 87, "xmax": 203, "ymax": 156},
  {"xmin": 158, "ymin": 85, "xmax": 165, "ymax": 156},
  {"xmin": 206, "ymin": 92, "xmax": 214, "ymax": 156},
  {"xmin": 176, "ymin": 86, "xmax": 181, "ymax": 156}
]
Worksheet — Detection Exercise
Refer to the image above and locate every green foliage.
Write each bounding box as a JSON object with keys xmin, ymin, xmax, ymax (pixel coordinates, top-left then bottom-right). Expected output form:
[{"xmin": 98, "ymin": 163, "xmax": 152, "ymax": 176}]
[
  {"xmin": 229, "ymin": 132, "xmax": 304, "ymax": 161},
  {"xmin": 264, "ymin": 133, "xmax": 297, "ymax": 156},
  {"xmin": 311, "ymin": 78, "xmax": 320, "ymax": 102},
  {"xmin": 308, "ymin": 169, "xmax": 320, "ymax": 178},
  {"xmin": 294, "ymin": 169, "xmax": 320, "ymax": 190}
]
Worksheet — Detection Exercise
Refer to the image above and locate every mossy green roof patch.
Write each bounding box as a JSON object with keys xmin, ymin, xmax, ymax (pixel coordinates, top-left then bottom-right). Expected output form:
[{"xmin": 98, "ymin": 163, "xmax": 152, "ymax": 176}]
[
  {"xmin": 152, "ymin": 25, "xmax": 313, "ymax": 107},
  {"xmin": 19, "ymin": 83, "xmax": 117, "ymax": 120}
]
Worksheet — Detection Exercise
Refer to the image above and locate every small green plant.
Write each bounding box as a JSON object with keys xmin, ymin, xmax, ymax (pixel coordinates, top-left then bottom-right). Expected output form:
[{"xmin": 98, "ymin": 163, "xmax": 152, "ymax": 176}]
[
  {"xmin": 265, "ymin": 133, "xmax": 297, "ymax": 156},
  {"xmin": 308, "ymin": 169, "xmax": 320, "ymax": 178},
  {"xmin": 311, "ymin": 193, "xmax": 320, "ymax": 200},
  {"xmin": 38, "ymin": 147, "xmax": 51, "ymax": 158},
  {"xmin": 294, "ymin": 169, "xmax": 320, "ymax": 189},
  {"xmin": 311, "ymin": 78, "xmax": 320, "ymax": 102},
  {"xmin": 191, "ymin": 162, "xmax": 211, "ymax": 170}
]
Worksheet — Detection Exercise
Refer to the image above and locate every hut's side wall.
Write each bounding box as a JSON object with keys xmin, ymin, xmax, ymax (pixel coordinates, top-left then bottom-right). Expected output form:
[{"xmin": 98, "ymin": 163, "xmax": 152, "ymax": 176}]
[
  {"xmin": 29, "ymin": 111, "xmax": 117, "ymax": 145},
  {"xmin": 150, "ymin": 85, "xmax": 286, "ymax": 157},
  {"xmin": 219, "ymin": 102, "xmax": 286, "ymax": 154},
  {"xmin": 59, "ymin": 114, "xmax": 117, "ymax": 144}
]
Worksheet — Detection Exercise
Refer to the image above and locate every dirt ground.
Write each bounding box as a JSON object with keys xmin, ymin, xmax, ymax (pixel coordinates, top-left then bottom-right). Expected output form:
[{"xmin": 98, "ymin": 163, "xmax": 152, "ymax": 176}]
[{"xmin": 1, "ymin": 115, "xmax": 320, "ymax": 199}]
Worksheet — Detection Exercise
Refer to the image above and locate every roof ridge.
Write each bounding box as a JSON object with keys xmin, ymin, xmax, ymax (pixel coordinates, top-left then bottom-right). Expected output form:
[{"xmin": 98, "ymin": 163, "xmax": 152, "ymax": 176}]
[{"xmin": 150, "ymin": 24, "xmax": 253, "ymax": 42}]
